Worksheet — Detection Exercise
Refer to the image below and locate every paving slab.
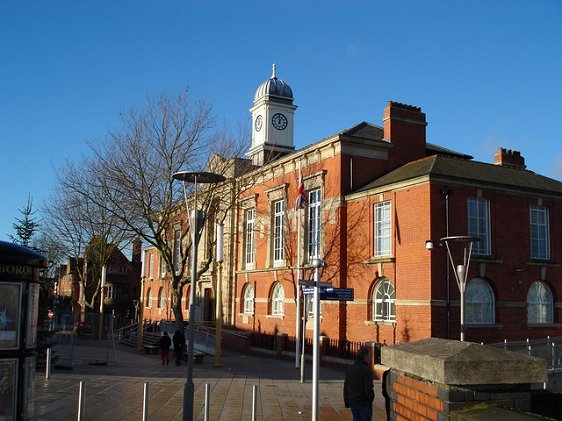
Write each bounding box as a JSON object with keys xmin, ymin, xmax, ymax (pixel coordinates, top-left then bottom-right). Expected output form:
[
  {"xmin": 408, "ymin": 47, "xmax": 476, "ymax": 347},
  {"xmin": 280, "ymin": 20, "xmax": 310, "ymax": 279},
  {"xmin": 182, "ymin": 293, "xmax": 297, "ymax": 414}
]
[{"xmin": 34, "ymin": 337, "xmax": 385, "ymax": 420}]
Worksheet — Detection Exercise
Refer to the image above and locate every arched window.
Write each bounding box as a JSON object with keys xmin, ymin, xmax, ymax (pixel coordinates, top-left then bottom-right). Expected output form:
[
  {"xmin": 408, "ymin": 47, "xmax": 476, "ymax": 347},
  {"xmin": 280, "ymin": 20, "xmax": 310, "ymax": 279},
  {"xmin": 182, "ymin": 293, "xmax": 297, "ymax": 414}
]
[
  {"xmin": 157, "ymin": 287, "xmax": 164, "ymax": 309},
  {"xmin": 271, "ymin": 283, "xmax": 284, "ymax": 316},
  {"xmin": 465, "ymin": 278, "xmax": 495, "ymax": 324},
  {"xmin": 184, "ymin": 286, "xmax": 194, "ymax": 312},
  {"xmin": 146, "ymin": 288, "xmax": 152, "ymax": 308},
  {"xmin": 243, "ymin": 284, "xmax": 254, "ymax": 315},
  {"xmin": 527, "ymin": 281, "xmax": 553, "ymax": 324},
  {"xmin": 372, "ymin": 278, "xmax": 395, "ymax": 322}
]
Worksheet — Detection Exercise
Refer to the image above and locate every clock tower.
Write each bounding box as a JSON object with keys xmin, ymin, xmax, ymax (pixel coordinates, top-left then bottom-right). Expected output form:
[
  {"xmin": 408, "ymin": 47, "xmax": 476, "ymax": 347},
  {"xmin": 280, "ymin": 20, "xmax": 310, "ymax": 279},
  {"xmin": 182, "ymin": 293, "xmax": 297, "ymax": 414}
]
[{"xmin": 248, "ymin": 64, "xmax": 297, "ymax": 166}]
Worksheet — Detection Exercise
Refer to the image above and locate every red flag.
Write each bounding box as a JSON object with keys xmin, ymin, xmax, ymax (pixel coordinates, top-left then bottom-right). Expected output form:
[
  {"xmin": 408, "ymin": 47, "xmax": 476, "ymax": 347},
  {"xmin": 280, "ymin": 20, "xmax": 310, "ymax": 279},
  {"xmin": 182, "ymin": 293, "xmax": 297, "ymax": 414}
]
[{"xmin": 295, "ymin": 169, "xmax": 307, "ymax": 210}]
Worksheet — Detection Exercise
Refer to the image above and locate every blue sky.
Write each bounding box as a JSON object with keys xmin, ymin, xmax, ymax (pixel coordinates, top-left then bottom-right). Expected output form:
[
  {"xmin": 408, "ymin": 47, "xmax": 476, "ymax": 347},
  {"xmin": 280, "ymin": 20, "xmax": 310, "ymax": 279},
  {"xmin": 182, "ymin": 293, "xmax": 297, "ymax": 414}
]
[{"xmin": 1, "ymin": 0, "xmax": 561, "ymax": 241}]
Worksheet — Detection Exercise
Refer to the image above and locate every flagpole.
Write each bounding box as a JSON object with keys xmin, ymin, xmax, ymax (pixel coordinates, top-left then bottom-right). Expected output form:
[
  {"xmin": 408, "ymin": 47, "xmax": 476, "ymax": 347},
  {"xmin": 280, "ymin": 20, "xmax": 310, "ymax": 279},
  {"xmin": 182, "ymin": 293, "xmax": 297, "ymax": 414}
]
[{"xmin": 295, "ymin": 164, "xmax": 302, "ymax": 370}]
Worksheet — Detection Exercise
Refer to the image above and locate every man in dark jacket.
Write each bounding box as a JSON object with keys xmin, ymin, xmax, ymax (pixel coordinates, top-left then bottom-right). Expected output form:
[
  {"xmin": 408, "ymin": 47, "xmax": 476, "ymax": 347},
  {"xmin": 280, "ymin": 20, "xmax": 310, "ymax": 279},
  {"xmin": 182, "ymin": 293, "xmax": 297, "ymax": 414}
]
[
  {"xmin": 344, "ymin": 346, "xmax": 374, "ymax": 421},
  {"xmin": 172, "ymin": 330, "xmax": 185, "ymax": 366}
]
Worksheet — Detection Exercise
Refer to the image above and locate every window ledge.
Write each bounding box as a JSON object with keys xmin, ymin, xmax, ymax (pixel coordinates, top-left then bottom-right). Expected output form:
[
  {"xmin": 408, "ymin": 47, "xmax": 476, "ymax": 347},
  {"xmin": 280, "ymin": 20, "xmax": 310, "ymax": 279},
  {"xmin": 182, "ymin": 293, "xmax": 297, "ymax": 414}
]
[
  {"xmin": 527, "ymin": 323, "xmax": 561, "ymax": 328},
  {"xmin": 472, "ymin": 256, "xmax": 503, "ymax": 264},
  {"xmin": 364, "ymin": 320, "xmax": 396, "ymax": 326},
  {"xmin": 466, "ymin": 323, "xmax": 504, "ymax": 329},
  {"xmin": 266, "ymin": 314, "xmax": 284, "ymax": 320},
  {"xmin": 363, "ymin": 257, "xmax": 395, "ymax": 264},
  {"xmin": 526, "ymin": 260, "xmax": 561, "ymax": 267}
]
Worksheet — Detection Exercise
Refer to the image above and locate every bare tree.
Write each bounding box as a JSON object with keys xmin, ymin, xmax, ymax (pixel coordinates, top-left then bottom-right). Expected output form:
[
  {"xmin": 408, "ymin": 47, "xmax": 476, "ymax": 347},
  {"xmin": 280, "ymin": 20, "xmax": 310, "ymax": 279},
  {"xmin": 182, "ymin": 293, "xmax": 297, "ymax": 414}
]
[
  {"xmin": 41, "ymin": 185, "xmax": 128, "ymax": 319},
  {"xmin": 56, "ymin": 88, "xmax": 249, "ymax": 330}
]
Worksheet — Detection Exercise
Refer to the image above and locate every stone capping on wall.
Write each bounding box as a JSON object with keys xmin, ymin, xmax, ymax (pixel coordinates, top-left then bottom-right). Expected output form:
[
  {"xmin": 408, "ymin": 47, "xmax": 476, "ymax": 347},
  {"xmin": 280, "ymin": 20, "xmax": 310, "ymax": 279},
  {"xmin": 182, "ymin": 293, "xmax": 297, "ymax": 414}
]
[{"xmin": 381, "ymin": 338, "xmax": 547, "ymax": 385}]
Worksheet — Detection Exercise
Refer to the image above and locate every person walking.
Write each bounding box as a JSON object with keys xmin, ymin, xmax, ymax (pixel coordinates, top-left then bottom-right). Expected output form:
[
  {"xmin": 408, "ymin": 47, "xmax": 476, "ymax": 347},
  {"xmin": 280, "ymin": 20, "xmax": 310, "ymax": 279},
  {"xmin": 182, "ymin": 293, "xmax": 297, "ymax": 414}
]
[
  {"xmin": 159, "ymin": 331, "xmax": 172, "ymax": 365},
  {"xmin": 343, "ymin": 346, "xmax": 375, "ymax": 421},
  {"xmin": 172, "ymin": 329, "xmax": 185, "ymax": 366}
]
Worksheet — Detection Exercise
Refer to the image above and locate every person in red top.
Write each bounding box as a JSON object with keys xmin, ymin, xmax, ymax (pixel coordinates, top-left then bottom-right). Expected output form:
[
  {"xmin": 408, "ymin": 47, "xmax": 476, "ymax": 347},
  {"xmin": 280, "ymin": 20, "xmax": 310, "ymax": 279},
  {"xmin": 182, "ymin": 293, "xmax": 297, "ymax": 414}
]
[
  {"xmin": 343, "ymin": 346, "xmax": 375, "ymax": 421},
  {"xmin": 158, "ymin": 331, "xmax": 172, "ymax": 365}
]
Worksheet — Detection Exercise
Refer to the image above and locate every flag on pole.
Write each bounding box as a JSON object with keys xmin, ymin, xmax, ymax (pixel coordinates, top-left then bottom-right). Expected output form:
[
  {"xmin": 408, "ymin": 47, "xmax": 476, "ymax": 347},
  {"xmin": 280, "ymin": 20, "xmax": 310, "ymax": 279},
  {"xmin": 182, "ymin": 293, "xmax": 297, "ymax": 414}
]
[{"xmin": 295, "ymin": 168, "xmax": 307, "ymax": 210}]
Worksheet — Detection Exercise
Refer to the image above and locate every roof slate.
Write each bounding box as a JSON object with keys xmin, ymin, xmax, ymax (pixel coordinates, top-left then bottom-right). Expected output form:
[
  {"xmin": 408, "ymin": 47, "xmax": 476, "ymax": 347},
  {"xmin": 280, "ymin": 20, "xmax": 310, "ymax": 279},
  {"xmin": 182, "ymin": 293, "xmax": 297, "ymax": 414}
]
[{"xmin": 356, "ymin": 155, "xmax": 562, "ymax": 196}]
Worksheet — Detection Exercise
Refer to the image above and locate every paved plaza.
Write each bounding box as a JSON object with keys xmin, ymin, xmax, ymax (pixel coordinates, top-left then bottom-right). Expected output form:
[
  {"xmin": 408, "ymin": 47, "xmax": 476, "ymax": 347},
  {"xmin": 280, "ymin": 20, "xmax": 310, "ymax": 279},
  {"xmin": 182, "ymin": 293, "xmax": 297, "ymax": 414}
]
[{"xmin": 34, "ymin": 337, "xmax": 386, "ymax": 420}]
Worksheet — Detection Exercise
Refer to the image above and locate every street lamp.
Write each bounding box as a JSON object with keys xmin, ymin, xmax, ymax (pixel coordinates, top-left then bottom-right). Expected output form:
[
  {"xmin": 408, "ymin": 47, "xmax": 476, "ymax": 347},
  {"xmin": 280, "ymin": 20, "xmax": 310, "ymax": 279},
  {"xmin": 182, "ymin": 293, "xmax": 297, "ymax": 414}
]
[
  {"xmin": 98, "ymin": 265, "xmax": 106, "ymax": 340},
  {"xmin": 439, "ymin": 236, "xmax": 480, "ymax": 341},
  {"xmin": 172, "ymin": 170, "xmax": 225, "ymax": 421},
  {"xmin": 311, "ymin": 257, "xmax": 324, "ymax": 421},
  {"xmin": 215, "ymin": 223, "xmax": 224, "ymax": 367}
]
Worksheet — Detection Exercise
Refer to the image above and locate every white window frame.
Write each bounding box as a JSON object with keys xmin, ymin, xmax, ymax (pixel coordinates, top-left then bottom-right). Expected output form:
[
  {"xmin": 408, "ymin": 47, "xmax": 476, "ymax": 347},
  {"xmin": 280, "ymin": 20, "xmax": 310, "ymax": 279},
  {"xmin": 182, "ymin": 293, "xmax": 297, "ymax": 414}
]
[
  {"xmin": 245, "ymin": 208, "xmax": 255, "ymax": 269},
  {"xmin": 527, "ymin": 281, "xmax": 553, "ymax": 324},
  {"xmin": 530, "ymin": 206, "xmax": 550, "ymax": 260},
  {"xmin": 243, "ymin": 284, "xmax": 254, "ymax": 314},
  {"xmin": 307, "ymin": 189, "xmax": 321, "ymax": 261},
  {"xmin": 146, "ymin": 288, "xmax": 152, "ymax": 308},
  {"xmin": 159, "ymin": 253, "xmax": 167, "ymax": 278},
  {"xmin": 305, "ymin": 294, "xmax": 321, "ymax": 319},
  {"xmin": 273, "ymin": 199, "xmax": 285, "ymax": 267},
  {"xmin": 271, "ymin": 283, "xmax": 284, "ymax": 316},
  {"xmin": 173, "ymin": 227, "xmax": 181, "ymax": 275},
  {"xmin": 372, "ymin": 278, "xmax": 396, "ymax": 322},
  {"xmin": 467, "ymin": 197, "xmax": 491, "ymax": 255},
  {"xmin": 157, "ymin": 287, "xmax": 164, "ymax": 309},
  {"xmin": 374, "ymin": 201, "xmax": 392, "ymax": 257},
  {"xmin": 465, "ymin": 278, "xmax": 495, "ymax": 324}
]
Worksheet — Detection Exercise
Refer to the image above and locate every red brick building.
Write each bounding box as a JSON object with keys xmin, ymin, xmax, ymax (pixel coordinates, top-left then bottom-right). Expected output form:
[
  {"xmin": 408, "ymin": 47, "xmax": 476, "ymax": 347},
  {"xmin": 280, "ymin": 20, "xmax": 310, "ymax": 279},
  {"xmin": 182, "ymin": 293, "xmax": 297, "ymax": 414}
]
[
  {"xmin": 232, "ymin": 69, "xmax": 562, "ymax": 346},
  {"xmin": 56, "ymin": 238, "xmax": 142, "ymax": 328},
  {"xmin": 141, "ymin": 69, "xmax": 562, "ymax": 348}
]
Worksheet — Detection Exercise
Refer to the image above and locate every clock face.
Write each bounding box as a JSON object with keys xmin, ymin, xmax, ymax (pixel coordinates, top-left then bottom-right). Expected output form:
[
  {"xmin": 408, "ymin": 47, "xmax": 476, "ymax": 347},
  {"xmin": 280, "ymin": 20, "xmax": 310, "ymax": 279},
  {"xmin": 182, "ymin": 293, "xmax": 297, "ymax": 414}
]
[
  {"xmin": 271, "ymin": 113, "xmax": 288, "ymax": 130},
  {"xmin": 255, "ymin": 115, "xmax": 263, "ymax": 132}
]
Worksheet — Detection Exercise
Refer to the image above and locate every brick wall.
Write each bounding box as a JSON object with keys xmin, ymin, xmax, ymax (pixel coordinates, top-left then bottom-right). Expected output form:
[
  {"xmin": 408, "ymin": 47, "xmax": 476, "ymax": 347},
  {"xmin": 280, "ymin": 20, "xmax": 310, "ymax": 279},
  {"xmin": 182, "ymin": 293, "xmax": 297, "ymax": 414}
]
[{"xmin": 386, "ymin": 370, "xmax": 532, "ymax": 420}]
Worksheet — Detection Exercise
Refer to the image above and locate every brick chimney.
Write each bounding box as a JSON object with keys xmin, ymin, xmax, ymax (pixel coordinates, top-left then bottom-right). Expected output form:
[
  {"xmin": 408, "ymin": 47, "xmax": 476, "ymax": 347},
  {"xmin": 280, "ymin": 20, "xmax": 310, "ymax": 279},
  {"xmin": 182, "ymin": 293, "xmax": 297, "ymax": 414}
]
[
  {"xmin": 494, "ymin": 148, "xmax": 526, "ymax": 170},
  {"xmin": 132, "ymin": 235, "xmax": 142, "ymax": 264},
  {"xmin": 383, "ymin": 101, "xmax": 427, "ymax": 170}
]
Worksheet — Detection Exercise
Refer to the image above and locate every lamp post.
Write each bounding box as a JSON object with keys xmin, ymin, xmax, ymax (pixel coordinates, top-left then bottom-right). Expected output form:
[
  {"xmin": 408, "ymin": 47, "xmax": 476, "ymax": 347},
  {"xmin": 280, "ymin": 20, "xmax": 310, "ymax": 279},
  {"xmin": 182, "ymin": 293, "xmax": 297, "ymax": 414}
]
[
  {"xmin": 439, "ymin": 236, "xmax": 479, "ymax": 341},
  {"xmin": 98, "ymin": 265, "xmax": 106, "ymax": 340},
  {"xmin": 172, "ymin": 170, "xmax": 225, "ymax": 421},
  {"xmin": 215, "ymin": 223, "xmax": 224, "ymax": 367},
  {"xmin": 311, "ymin": 257, "xmax": 324, "ymax": 421}
]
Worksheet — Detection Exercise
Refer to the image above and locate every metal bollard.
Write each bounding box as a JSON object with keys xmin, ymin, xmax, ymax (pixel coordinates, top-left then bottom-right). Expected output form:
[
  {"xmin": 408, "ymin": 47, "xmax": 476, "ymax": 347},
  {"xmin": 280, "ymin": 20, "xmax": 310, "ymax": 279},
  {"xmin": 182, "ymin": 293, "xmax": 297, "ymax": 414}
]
[
  {"xmin": 46, "ymin": 348, "xmax": 52, "ymax": 380},
  {"xmin": 143, "ymin": 382, "xmax": 149, "ymax": 421},
  {"xmin": 252, "ymin": 384, "xmax": 257, "ymax": 421},
  {"xmin": 77, "ymin": 381, "xmax": 86, "ymax": 421},
  {"xmin": 504, "ymin": 339, "xmax": 507, "ymax": 350},
  {"xmin": 204, "ymin": 383, "xmax": 211, "ymax": 421}
]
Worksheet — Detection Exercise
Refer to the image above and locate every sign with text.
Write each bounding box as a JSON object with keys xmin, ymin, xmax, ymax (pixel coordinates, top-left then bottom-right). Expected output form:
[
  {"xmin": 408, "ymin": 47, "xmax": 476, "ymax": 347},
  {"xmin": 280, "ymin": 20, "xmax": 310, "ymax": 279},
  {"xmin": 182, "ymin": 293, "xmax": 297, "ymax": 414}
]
[
  {"xmin": 320, "ymin": 288, "xmax": 354, "ymax": 301},
  {"xmin": 302, "ymin": 287, "xmax": 354, "ymax": 301}
]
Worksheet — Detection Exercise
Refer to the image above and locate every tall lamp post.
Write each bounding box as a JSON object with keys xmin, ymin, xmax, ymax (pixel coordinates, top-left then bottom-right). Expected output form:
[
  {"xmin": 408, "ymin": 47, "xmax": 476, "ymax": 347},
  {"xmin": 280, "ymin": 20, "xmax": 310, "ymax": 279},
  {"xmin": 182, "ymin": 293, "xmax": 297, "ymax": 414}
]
[
  {"xmin": 215, "ymin": 223, "xmax": 224, "ymax": 367},
  {"xmin": 311, "ymin": 257, "xmax": 324, "ymax": 421},
  {"xmin": 439, "ymin": 236, "xmax": 479, "ymax": 341},
  {"xmin": 172, "ymin": 170, "xmax": 225, "ymax": 421},
  {"xmin": 98, "ymin": 265, "xmax": 107, "ymax": 340}
]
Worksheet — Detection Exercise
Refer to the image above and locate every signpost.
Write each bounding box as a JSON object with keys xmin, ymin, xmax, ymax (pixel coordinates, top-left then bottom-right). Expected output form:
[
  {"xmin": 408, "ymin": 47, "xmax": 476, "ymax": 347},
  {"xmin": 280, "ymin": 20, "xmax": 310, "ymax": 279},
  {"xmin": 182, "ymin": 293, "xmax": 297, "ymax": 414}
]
[{"xmin": 302, "ymin": 286, "xmax": 354, "ymax": 301}]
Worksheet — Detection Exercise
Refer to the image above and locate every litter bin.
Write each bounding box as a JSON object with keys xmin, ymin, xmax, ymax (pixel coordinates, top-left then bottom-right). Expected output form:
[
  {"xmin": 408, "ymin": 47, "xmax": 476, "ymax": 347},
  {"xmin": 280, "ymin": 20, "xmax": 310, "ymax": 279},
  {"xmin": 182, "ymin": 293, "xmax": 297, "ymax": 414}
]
[{"xmin": 0, "ymin": 241, "xmax": 48, "ymax": 420}]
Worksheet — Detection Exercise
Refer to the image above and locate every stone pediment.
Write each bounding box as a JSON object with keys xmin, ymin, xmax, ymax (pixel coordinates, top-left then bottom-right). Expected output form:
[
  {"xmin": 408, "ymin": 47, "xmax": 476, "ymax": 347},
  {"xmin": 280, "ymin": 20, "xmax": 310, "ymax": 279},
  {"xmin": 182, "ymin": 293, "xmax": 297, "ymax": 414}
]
[{"xmin": 381, "ymin": 338, "xmax": 547, "ymax": 385}]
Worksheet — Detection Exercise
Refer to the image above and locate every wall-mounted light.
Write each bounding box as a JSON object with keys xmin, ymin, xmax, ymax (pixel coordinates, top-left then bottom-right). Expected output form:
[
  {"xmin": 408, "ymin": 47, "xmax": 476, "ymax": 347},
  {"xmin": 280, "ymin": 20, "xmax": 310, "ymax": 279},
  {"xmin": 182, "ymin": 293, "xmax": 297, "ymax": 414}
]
[{"xmin": 425, "ymin": 240, "xmax": 435, "ymax": 250}]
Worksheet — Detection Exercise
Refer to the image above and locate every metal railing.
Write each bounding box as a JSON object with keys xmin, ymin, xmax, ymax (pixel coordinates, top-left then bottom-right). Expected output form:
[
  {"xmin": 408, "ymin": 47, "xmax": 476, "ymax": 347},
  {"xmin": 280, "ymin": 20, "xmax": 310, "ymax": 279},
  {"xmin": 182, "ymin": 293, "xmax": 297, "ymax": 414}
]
[{"xmin": 487, "ymin": 336, "xmax": 562, "ymax": 371}]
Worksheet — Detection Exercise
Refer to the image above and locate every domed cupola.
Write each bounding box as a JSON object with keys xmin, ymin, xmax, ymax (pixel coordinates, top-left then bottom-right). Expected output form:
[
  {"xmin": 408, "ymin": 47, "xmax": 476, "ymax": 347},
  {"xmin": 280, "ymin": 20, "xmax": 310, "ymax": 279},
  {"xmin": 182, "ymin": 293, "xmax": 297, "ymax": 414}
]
[
  {"xmin": 248, "ymin": 65, "xmax": 297, "ymax": 166},
  {"xmin": 254, "ymin": 64, "xmax": 294, "ymax": 102}
]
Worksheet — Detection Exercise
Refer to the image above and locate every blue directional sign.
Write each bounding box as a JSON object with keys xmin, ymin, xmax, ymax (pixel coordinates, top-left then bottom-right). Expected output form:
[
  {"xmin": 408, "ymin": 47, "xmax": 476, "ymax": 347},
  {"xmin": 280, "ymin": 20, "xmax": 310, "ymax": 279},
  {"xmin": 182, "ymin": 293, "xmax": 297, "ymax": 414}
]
[
  {"xmin": 320, "ymin": 288, "xmax": 354, "ymax": 301},
  {"xmin": 302, "ymin": 287, "xmax": 354, "ymax": 301}
]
